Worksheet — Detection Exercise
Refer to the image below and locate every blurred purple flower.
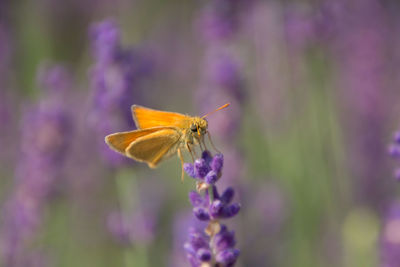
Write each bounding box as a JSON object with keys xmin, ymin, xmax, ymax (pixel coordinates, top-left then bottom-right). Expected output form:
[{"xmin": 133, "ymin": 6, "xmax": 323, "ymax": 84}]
[
  {"xmin": 89, "ymin": 20, "xmax": 121, "ymax": 64},
  {"xmin": 197, "ymin": 0, "xmax": 253, "ymax": 42},
  {"xmin": 284, "ymin": 5, "xmax": 316, "ymax": 50},
  {"xmin": 106, "ymin": 178, "xmax": 164, "ymax": 246},
  {"xmin": 388, "ymin": 131, "xmax": 400, "ymax": 181},
  {"xmin": 380, "ymin": 201, "xmax": 400, "ymax": 267},
  {"xmin": 197, "ymin": 50, "xmax": 244, "ymax": 141},
  {"xmin": 0, "ymin": 65, "xmax": 73, "ymax": 267},
  {"xmin": 37, "ymin": 64, "xmax": 72, "ymax": 95},
  {"xmin": 326, "ymin": 0, "xmax": 392, "ymax": 211},
  {"xmin": 205, "ymin": 53, "xmax": 244, "ymax": 101},
  {"xmin": 88, "ymin": 19, "xmax": 154, "ymax": 167}
]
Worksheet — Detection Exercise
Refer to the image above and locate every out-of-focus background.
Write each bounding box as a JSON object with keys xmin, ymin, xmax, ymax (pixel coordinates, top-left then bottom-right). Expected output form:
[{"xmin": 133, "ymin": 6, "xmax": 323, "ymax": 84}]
[{"xmin": 1, "ymin": 0, "xmax": 400, "ymax": 266}]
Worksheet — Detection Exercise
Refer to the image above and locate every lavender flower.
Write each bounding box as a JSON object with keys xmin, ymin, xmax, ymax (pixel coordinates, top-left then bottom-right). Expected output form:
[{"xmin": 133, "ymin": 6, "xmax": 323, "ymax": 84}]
[
  {"xmin": 170, "ymin": 211, "xmax": 208, "ymax": 267},
  {"xmin": 196, "ymin": 0, "xmax": 247, "ymax": 188},
  {"xmin": 197, "ymin": 51, "xmax": 244, "ymax": 141},
  {"xmin": 88, "ymin": 19, "xmax": 153, "ymax": 166},
  {"xmin": 184, "ymin": 225, "xmax": 239, "ymax": 267},
  {"xmin": 323, "ymin": 0, "xmax": 391, "ymax": 211},
  {"xmin": 0, "ymin": 65, "xmax": 73, "ymax": 266},
  {"xmin": 184, "ymin": 151, "xmax": 224, "ymax": 188},
  {"xmin": 184, "ymin": 151, "xmax": 241, "ymax": 267},
  {"xmin": 197, "ymin": 0, "xmax": 253, "ymax": 42},
  {"xmin": 284, "ymin": 5, "xmax": 317, "ymax": 51},
  {"xmin": 190, "ymin": 2, "xmax": 247, "ymax": 264},
  {"xmin": 189, "ymin": 186, "xmax": 240, "ymax": 222}
]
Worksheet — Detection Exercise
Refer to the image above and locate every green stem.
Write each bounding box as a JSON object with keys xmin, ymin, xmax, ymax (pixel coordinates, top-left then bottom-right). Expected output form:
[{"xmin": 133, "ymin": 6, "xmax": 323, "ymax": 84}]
[
  {"xmin": 115, "ymin": 168, "xmax": 149, "ymax": 267},
  {"xmin": 208, "ymin": 186, "xmax": 214, "ymax": 202}
]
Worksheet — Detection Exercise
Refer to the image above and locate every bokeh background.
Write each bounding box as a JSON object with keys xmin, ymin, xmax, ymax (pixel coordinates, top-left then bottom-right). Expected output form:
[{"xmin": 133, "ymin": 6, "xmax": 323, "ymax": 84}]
[{"xmin": 1, "ymin": 0, "xmax": 400, "ymax": 266}]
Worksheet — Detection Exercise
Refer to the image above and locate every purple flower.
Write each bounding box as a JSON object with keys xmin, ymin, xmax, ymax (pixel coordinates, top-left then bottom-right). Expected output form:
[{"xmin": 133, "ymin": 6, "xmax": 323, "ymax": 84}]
[
  {"xmin": 197, "ymin": 0, "xmax": 252, "ymax": 42},
  {"xmin": 184, "ymin": 151, "xmax": 241, "ymax": 266},
  {"xmin": 89, "ymin": 19, "xmax": 121, "ymax": 64},
  {"xmin": 184, "ymin": 151, "xmax": 223, "ymax": 186},
  {"xmin": 169, "ymin": 211, "xmax": 208, "ymax": 267},
  {"xmin": 189, "ymin": 186, "xmax": 240, "ymax": 221},
  {"xmin": 184, "ymin": 225, "xmax": 240, "ymax": 267},
  {"xmin": 0, "ymin": 65, "xmax": 73, "ymax": 266},
  {"xmin": 88, "ymin": 19, "xmax": 154, "ymax": 166},
  {"xmin": 284, "ymin": 5, "xmax": 317, "ymax": 50},
  {"xmin": 324, "ymin": 0, "xmax": 391, "ymax": 211}
]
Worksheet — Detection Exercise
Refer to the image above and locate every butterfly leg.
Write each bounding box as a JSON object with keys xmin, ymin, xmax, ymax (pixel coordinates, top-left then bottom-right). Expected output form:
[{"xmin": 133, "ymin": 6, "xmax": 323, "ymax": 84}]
[
  {"xmin": 202, "ymin": 137, "xmax": 208, "ymax": 152},
  {"xmin": 199, "ymin": 140, "xmax": 204, "ymax": 151},
  {"xmin": 207, "ymin": 132, "xmax": 220, "ymax": 153},
  {"xmin": 178, "ymin": 148, "xmax": 185, "ymax": 182},
  {"xmin": 186, "ymin": 143, "xmax": 195, "ymax": 162}
]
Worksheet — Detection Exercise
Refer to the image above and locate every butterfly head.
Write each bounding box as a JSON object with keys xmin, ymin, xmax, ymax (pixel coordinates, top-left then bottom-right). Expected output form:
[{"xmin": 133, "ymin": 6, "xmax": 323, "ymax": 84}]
[{"xmin": 190, "ymin": 117, "xmax": 208, "ymax": 138}]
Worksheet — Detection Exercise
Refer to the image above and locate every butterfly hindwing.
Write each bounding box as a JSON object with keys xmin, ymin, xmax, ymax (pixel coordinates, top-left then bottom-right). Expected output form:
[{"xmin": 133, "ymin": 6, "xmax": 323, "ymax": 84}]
[
  {"xmin": 105, "ymin": 127, "xmax": 167, "ymax": 155},
  {"xmin": 125, "ymin": 127, "xmax": 182, "ymax": 168}
]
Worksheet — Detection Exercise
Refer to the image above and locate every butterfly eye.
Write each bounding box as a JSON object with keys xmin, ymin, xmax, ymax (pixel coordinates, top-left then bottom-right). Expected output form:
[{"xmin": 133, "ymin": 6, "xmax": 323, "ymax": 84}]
[{"xmin": 190, "ymin": 124, "xmax": 197, "ymax": 132}]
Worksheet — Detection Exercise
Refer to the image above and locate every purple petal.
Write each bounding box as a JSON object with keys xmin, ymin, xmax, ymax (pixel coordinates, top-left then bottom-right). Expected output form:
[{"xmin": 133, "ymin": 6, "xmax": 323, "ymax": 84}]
[
  {"xmin": 194, "ymin": 159, "xmax": 211, "ymax": 178},
  {"xmin": 189, "ymin": 191, "xmax": 203, "ymax": 207},
  {"xmin": 188, "ymin": 228, "xmax": 209, "ymax": 249},
  {"xmin": 193, "ymin": 207, "xmax": 210, "ymax": 221},
  {"xmin": 211, "ymin": 154, "xmax": 224, "ymax": 173},
  {"xmin": 210, "ymin": 199, "xmax": 224, "ymax": 217},
  {"xmin": 222, "ymin": 203, "xmax": 241, "ymax": 218},
  {"xmin": 216, "ymin": 248, "xmax": 240, "ymax": 265},
  {"xmin": 184, "ymin": 242, "xmax": 196, "ymax": 255},
  {"xmin": 196, "ymin": 248, "xmax": 212, "ymax": 262},
  {"xmin": 201, "ymin": 150, "xmax": 213, "ymax": 164},
  {"xmin": 210, "ymin": 200, "xmax": 224, "ymax": 218},
  {"xmin": 214, "ymin": 229, "xmax": 236, "ymax": 251},
  {"xmin": 209, "ymin": 185, "xmax": 220, "ymax": 200},
  {"xmin": 184, "ymin": 163, "xmax": 196, "ymax": 178},
  {"xmin": 220, "ymin": 187, "xmax": 235, "ymax": 204},
  {"xmin": 394, "ymin": 132, "xmax": 400, "ymax": 144},
  {"xmin": 205, "ymin": 170, "xmax": 218, "ymax": 184}
]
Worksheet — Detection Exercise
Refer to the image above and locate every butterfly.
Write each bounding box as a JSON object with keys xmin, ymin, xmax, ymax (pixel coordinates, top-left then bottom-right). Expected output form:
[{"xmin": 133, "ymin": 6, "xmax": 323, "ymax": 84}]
[{"xmin": 105, "ymin": 103, "xmax": 230, "ymax": 180}]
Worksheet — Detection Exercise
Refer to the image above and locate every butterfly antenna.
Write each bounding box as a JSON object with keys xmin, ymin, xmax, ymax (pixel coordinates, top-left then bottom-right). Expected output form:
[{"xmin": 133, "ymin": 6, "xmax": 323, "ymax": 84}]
[{"xmin": 201, "ymin": 103, "xmax": 230, "ymax": 119}]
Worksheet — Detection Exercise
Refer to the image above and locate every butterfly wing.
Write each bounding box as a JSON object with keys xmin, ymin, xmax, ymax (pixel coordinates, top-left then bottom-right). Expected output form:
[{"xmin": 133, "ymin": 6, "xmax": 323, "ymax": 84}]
[
  {"xmin": 125, "ymin": 127, "xmax": 182, "ymax": 168},
  {"xmin": 131, "ymin": 105, "xmax": 189, "ymax": 129},
  {"xmin": 105, "ymin": 127, "xmax": 167, "ymax": 155}
]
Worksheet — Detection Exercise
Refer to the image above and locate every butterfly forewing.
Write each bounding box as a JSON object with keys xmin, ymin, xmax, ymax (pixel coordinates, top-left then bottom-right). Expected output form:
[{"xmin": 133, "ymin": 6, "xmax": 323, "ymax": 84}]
[
  {"xmin": 125, "ymin": 128, "xmax": 182, "ymax": 168},
  {"xmin": 105, "ymin": 127, "xmax": 166, "ymax": 154},
  {"xmin": 132, "ymin": 105, "xmax": 189, "ymax": 129}
]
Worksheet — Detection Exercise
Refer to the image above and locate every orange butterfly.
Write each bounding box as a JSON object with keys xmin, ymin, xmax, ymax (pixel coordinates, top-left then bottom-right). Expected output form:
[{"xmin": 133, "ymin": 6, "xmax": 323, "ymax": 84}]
[{"xmin": 105, "ymin": 103, "xmax": 230, "ymax": 180}]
